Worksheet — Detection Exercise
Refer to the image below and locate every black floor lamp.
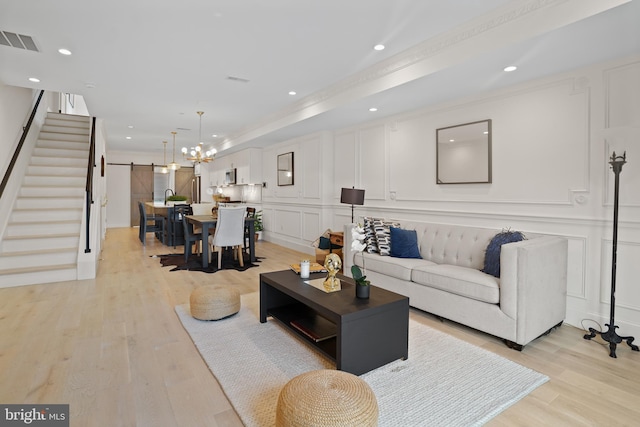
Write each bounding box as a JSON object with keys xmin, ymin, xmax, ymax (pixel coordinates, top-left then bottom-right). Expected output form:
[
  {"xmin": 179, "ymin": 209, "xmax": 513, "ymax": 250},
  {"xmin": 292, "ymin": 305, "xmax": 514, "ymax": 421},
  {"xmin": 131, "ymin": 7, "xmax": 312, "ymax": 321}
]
[
  {"xmin": 584, "ymin": 151, "xmax": 639, "ymax": 358},
  {"xmin": 340, "ymin": 187, "xmax": 365, "ymax": 223}
]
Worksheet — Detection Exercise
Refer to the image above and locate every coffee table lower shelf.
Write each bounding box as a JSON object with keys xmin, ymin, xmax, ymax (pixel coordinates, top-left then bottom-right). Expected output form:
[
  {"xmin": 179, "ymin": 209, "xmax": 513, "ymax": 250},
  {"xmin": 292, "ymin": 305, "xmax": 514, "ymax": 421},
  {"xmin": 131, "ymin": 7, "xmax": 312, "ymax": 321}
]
[{"xmin": 268, "ymin": 306, "xmax": 337, "ymax": 362}]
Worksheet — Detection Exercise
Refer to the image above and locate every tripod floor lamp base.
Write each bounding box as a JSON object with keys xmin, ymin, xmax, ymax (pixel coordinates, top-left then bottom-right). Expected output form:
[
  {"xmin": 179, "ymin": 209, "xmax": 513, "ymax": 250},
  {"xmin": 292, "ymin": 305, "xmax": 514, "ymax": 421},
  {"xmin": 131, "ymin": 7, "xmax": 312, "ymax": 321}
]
[{"xmin": 583, "ymin": 151, "xmax": 639, "ymax": 358}]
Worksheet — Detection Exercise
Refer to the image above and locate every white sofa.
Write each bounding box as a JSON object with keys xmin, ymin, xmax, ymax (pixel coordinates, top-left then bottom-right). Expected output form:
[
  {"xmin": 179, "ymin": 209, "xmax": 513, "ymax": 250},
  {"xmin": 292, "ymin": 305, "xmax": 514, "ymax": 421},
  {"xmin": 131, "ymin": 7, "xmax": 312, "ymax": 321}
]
[{"xmin": 343, "ymin": 220, "xmax": 568, "ymax": 349}]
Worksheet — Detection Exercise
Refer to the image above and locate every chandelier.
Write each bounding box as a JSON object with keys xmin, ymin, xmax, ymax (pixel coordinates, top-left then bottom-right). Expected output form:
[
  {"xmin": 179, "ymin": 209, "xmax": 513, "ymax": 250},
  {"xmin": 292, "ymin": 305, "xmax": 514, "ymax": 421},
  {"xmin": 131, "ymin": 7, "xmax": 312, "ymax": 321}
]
[
  {"xmin": 181, "ymin": 111, "xmax": 216, "ymax": 163},
  {"xmin": 167, "ymin": 131, "xmax": 181, "ymax": 170}
]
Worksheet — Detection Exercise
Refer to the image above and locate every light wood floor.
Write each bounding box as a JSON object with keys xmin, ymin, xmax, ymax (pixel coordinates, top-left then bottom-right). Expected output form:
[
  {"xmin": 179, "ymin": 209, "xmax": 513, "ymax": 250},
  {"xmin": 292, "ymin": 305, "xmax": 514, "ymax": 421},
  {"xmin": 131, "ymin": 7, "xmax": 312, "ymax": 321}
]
[{"xmin": 1, "ymin": 228, "xmax": 639, "ymax": 426}]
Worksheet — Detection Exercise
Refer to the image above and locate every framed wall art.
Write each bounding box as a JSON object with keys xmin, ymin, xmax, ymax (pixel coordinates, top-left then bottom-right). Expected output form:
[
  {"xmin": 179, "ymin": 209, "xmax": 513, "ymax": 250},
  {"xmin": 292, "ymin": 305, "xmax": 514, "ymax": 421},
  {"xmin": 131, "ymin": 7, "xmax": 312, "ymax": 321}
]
[{"xmin": 277, "ymin": 152, "xmax": 294, "ymax": 186}]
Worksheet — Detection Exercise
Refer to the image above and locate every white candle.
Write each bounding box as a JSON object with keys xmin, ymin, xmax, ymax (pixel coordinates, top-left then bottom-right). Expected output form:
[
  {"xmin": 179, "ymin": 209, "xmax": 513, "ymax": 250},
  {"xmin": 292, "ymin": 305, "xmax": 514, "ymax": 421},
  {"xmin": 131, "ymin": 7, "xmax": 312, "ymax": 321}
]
[{"xmin": 300, "ymin": 260, "xmax": 310, "ymax": 279}]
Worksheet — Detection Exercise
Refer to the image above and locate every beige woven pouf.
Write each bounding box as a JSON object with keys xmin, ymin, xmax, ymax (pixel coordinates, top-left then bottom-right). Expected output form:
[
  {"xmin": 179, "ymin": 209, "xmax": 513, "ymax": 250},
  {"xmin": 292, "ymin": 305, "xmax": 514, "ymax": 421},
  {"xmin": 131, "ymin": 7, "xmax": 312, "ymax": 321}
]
[
  {"xmin": 189, "ymin": 286, "xmax": 240, "ymax": 320},
  {"xmin": 275, "ymin": 369, "xmax": 378, "ymax": 427}
]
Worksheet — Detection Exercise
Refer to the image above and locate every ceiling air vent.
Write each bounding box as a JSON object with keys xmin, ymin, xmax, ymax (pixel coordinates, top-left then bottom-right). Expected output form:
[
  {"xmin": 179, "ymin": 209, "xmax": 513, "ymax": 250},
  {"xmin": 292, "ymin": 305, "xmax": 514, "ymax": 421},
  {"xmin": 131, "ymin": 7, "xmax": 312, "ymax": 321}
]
[
  {"xmin": 226, "ymin": 75, "xmax": 250, "ymax": 83},
  {"xmin": 0, "ymin": 31, "xmax": 39, "ymax": 52}
]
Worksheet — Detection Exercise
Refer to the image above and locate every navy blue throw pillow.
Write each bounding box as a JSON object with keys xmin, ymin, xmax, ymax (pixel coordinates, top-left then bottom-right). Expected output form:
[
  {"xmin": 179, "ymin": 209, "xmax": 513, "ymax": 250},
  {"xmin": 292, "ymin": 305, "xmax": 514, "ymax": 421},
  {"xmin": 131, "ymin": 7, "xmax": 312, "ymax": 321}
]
[
  {"xmin": 318, "ymin": 236, "xmax": 341, "ymax": 250},
  {"xmin": 483, "ymin": 230, "xmax": 525, "ymax": 278},
  {"xmin": 390, "ymin": 227, "xmax": 422, "ymax": 259}
]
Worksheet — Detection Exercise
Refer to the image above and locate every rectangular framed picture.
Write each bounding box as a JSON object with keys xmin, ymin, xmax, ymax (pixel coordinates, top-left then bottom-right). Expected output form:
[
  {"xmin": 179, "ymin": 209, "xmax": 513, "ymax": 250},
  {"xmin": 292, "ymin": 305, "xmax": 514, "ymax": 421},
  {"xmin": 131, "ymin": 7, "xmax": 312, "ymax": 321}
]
[{"xmin": 277, "ymin": 152, "xmax": 294, "ymax": 186}]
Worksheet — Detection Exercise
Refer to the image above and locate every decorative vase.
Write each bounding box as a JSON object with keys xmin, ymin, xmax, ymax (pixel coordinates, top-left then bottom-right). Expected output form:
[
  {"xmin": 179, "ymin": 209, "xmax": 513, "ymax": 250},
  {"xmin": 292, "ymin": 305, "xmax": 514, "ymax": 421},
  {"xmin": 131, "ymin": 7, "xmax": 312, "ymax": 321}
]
[{"xmin": 356, "ymin": 284, "xmax": 370, "ymax": 299}]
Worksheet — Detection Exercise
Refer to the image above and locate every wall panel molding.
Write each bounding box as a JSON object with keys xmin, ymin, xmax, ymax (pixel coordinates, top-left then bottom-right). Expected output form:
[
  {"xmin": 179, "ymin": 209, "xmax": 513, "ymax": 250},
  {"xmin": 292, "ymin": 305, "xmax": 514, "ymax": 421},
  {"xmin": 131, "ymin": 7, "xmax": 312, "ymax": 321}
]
[
  {"xmin": 599, "ymin": 239, "xmax": 640, "ymax": 312},
  {"xmin": 389, "ymin": 76, "xmax": 591, "ymax": 205},
  {"xmin": 302, "ymin": 211, "xmax": 321, "ymax": 242},
  {"xmin": 566, "ymin": 235, "xmax": 588, "ymax": 299}
]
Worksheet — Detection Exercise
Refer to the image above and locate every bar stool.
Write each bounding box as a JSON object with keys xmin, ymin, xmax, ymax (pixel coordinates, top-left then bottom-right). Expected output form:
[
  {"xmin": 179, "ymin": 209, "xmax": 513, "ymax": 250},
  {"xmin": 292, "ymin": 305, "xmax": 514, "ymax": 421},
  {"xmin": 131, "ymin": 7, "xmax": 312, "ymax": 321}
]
[{"xmin": 138, "ymin": 202, "xmax": 165, "ymax": 246}]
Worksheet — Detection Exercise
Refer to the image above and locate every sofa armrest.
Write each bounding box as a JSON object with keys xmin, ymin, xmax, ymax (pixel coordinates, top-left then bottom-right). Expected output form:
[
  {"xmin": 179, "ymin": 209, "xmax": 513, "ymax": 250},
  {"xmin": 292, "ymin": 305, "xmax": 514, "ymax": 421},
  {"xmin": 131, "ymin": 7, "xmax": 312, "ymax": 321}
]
[{"xmin": 500, "ymin": 236, "xmax": 568, "ymax": 344}]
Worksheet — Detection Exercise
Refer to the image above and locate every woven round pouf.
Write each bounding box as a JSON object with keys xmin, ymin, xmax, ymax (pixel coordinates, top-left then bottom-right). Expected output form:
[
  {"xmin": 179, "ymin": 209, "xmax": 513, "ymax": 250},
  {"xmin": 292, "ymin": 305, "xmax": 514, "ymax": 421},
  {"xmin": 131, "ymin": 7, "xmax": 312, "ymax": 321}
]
[
  {"xmin": 189, "ymin": 286, "xmax": 240, "ymax": 320},
  {"xmin": 275, "ymin": 369, "xmax": 378, "ymax": 427}
]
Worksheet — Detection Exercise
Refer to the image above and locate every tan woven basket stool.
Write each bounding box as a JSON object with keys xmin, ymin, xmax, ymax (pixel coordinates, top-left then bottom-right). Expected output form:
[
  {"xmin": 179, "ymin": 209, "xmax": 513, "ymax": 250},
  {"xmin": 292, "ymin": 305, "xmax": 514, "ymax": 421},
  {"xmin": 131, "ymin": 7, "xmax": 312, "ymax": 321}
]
[
  {"xmin": 275, "ymin": 369, "xmax": 378, "ymax": 427},
  {"xmin": 189, "ymin": 286, "xmax": 240, "ymax": 320}
]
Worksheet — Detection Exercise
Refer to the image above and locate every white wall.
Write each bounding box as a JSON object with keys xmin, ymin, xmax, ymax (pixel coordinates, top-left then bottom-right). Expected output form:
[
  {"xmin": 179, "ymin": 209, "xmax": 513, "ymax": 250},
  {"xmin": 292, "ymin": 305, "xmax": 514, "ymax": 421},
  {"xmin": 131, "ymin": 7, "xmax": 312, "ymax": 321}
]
[
  {"xmin": 259, "ymin": 54, "xmax": 640, "ymax": 339},
  {"xmin": 0, "ymin": 84, "xmax": 37, "ymax": 176}
]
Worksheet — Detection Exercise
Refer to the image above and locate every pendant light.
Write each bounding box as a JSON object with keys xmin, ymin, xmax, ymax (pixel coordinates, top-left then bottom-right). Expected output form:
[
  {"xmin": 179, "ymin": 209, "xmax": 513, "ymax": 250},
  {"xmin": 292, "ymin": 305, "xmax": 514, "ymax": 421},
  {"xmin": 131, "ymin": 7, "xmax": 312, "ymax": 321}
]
[
  {"xmin": 159, "ymin": 141, "xmax": 168, "ymax": 174},
  {"xmin": 167, "ymin": 131, "xmax": 181, "ymax": 170},
  {"xmin": 181, "ymin": 111, "xmax": 216, "ymax": 163}
]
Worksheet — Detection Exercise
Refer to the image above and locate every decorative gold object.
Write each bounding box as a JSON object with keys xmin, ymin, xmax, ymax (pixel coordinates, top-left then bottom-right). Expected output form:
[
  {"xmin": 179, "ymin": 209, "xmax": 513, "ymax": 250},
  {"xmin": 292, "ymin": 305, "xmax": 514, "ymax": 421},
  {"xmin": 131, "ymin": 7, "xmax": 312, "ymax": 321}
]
[{"xmin": 323, "ymin": 253, "xmax": 342, "ymax": 292}]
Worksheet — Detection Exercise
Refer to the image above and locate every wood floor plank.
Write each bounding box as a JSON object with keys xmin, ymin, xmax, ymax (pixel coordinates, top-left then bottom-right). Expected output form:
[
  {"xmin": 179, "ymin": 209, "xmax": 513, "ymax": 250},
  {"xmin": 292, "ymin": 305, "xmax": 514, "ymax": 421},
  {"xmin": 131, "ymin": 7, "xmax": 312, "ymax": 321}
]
[{"xmin": 1, "ymin": 227, "xmax": 639, "ymax": 426}]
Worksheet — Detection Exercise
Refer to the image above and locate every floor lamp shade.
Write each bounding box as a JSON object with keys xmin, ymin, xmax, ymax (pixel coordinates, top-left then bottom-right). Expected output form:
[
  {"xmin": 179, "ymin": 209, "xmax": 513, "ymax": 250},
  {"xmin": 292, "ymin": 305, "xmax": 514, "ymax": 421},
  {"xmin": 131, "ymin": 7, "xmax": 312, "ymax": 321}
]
[{"xmin": 341, "ymin": 187, "xmax": 365, "ymax": 222}]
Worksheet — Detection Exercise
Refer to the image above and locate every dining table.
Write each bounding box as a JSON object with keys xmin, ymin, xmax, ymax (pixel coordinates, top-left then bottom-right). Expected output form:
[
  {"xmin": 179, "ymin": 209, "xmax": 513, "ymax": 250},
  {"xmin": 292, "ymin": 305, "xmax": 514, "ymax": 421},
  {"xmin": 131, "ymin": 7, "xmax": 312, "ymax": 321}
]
[{"xmin": 185, "ymin": 214, "xmax": 256, "ymax": 268}]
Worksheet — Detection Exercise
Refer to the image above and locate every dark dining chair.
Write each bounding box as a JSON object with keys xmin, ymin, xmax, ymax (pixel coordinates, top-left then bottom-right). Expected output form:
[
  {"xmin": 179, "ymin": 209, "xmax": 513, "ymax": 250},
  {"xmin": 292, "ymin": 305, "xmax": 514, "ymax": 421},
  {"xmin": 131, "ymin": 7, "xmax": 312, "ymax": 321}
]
[
  {"xmin": 180, "ymin": 207, "xmax": 203, "ymax": 262},
  {"xmin": 138, "ymin": 202, "xmax": 165, "ymax": 246},
  {"xmin": 168, "ymin": 204, "xmax": 191, "ymax": 248},
  {"xmin": 243, "ymin": 207, "xmax": 256, "ymax": 253}
]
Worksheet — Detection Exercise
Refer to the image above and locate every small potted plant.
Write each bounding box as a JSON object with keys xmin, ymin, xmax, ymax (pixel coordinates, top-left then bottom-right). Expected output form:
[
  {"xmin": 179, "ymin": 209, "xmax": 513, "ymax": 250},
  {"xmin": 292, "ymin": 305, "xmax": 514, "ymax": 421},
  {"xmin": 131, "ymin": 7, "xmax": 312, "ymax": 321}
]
[
  {"xmin": 253, "ymin": 210, "xmax": 264, "ymax": 241},
  {"xmin": 166, "ymin": 194, "xmax": 188, "ymax": 203}
]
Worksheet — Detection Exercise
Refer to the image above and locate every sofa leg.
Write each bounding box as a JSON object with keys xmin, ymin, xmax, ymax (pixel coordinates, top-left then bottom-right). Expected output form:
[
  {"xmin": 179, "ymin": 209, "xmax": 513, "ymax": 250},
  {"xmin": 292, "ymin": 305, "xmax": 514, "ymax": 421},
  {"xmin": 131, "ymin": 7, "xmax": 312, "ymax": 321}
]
[
  {"xmin": 540, "ymin": 321, "xmax": 564, "ymax": 337},
  {"xmin": 504, "ymin": 340, "xmax": 523, "ymax": 351},
  {"xmin": 505, "ymin": 321, "xmax": 564, "ymax": 351}
]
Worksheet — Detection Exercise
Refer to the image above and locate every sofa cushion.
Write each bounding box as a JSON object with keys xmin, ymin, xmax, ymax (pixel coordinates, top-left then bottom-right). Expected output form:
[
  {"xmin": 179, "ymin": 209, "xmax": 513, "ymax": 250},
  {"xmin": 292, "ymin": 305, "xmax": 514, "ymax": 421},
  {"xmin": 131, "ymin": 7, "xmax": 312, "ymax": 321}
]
[
  {"xmin": 411, "ymin": 264, "xmax": 500, "ymax": 304},
  {"xmin": 355, "ymin": 252, "xmax": 434, "ymax": 282},
  {"xmin": 374, "ymin": 219, "xmax": 401, "ymax": 256},
  {"xmin": 363, "ymin": 217, "xmax": 380, "ymax": 253},
  {"xmin": 390, "ymin": 227, "xmax": 421, "ymax": 259},
  {"xmin": 405, "ymin": 223, "xmax": 496, "ymax": 270},
  {"xmin": 482, "ymin": 230, "xmax": 526, "ymax": 278}
]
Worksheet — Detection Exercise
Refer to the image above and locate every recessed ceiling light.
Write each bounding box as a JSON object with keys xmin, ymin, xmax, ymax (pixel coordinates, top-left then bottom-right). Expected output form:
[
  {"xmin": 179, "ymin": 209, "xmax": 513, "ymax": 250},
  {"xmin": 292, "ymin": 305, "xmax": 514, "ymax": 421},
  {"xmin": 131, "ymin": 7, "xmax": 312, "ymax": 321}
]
[
  {"xmin": 127, "ymin": 125, "xmax": 134, "ymax": 129},
  {"xmin": 504, "ymin": 65, "xmax": 517, "ymax": 72},
  {"xmin": 212, "ymin": 134, "xmax": 218, "ymax": 138},
  {"xmin": 449, "ymin": 139, "xmax": 455, "ymax": 142},
  {"xmin": 374, "ymin": 44, "xmax": 385, "ymax": 51},
  {"xmin": 125, "ymin": 136, "xmax": 132, "ymax": 140},
  {"xmin": 483, "ymin": 131, "xmax": 489, "ymax": 134},
  {"xmin": 369, "ymin": 107, "xmax": 378, "ymax": 112},
  {"xmin": 288, "ymin": 91, "xmax": 297, "ymax": 95},
  {"xmin": 28, "ymin": 77, "xmax": 40, "ymax": 83},
  {"xmin": 58, "ymin": 48, "xmax": 72, "ymax": 55}
]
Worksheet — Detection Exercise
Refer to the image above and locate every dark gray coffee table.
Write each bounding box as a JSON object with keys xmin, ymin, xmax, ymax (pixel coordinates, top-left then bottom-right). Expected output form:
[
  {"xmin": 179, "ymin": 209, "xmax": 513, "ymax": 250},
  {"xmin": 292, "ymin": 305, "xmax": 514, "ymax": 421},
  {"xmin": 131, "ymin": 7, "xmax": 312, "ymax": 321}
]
[{"xmin": 259, "ymin": 270, "xmax": 409, "ymax": 375}]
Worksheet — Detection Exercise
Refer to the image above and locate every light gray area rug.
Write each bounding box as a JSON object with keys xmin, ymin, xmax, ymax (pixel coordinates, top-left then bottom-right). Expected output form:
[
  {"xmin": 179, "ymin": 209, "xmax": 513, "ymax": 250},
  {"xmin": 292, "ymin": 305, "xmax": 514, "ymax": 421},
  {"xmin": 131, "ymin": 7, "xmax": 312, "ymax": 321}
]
[{"xmin": 175, "ymin": 292, "xmax": 548, "ymax": 427}]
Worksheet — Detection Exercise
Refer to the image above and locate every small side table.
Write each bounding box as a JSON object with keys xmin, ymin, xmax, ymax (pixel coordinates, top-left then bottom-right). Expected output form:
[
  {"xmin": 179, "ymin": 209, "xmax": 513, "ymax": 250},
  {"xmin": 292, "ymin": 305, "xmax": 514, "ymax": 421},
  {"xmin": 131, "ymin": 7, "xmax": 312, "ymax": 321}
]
[{"xmin": 329, "ymin": 231, "xmax": 344, "ymax": 252}]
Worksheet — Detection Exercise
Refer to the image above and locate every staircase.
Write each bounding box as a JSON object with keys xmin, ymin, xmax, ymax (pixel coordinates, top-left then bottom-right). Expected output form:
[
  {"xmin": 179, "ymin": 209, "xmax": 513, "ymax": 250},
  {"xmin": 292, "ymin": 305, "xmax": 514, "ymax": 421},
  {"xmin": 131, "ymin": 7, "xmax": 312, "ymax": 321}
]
[{"xmin": 0, "ymin": 112, "xmax": 91, "ymax": 288}]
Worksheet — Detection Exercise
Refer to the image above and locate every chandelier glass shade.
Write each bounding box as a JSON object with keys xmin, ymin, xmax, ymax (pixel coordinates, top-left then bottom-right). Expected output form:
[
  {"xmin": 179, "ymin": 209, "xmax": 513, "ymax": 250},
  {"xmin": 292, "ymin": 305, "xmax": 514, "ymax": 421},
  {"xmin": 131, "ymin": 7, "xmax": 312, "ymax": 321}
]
[
  {"xmin": 182, "ymin": 111, "xmax": 216, "ymax": 164},
  {"xmin": 167, "ymin": 131, "xmax": 181, "ymax": 170}
]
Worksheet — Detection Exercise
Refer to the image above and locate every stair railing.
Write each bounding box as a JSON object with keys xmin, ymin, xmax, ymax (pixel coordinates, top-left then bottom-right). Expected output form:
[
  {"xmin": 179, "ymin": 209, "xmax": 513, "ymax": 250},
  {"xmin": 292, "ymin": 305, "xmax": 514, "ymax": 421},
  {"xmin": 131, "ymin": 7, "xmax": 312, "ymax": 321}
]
[
  {"xmin": 0, "ymin": 90, "xmax": 45, "ymax": 199},
  {"xmin": 84, "ymin": 117, "xmax": 96, "ymax": 253}
]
